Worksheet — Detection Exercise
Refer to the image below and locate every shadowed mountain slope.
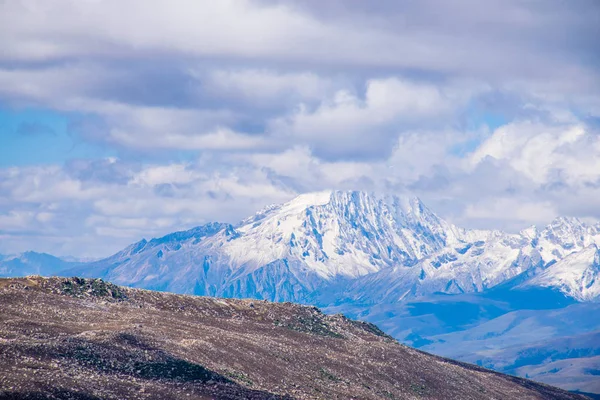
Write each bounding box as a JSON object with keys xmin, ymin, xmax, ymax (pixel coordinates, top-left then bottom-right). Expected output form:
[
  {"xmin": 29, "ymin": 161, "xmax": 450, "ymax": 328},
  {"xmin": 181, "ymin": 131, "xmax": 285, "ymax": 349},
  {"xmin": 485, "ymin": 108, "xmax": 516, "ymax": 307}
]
[{"xmin": 0, "ymin": 276, "xmax": 591, "ymax": 400}]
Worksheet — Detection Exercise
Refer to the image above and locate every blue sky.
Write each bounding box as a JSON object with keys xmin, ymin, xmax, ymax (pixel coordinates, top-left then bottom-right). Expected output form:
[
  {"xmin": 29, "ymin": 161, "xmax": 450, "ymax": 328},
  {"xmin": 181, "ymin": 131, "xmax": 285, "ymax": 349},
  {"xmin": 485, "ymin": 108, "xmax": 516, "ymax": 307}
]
[
  {"xmin": 0, "ymin": 108, "xmax": 115, "ymax": 166},
  {"xmin": 0, "ymin": 0, "xmax": 599, "ymax": 257}
]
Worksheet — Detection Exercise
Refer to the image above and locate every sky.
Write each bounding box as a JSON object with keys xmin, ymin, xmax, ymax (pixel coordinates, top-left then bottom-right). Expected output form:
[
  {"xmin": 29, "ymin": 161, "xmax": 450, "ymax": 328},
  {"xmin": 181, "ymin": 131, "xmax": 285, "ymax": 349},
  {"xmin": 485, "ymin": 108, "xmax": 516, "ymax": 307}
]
[{"xmin": 0, "ymin": 0, "xmax": 599, "ymax": 258}]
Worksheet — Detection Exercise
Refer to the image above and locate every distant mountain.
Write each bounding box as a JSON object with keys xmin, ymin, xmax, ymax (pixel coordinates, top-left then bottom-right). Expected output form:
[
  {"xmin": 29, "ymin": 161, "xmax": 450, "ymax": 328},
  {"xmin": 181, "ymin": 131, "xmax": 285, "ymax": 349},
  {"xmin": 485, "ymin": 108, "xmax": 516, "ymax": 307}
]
[
  {"xmin": 421, "ymin": 304, "xmax": 600, "ymax": 394},
  {"xmin": 0, "ymin": 276, "xmax": 589, "ymax": 400},
  {"xmin": 336, "ymin": 216, "xmax": 600, "ymax": 305},
  {"xmin": 521, "ymin": 245, "xmax": 600, "ymax": 301},
  {"xmin": 0, "ymin": 251, "xmax": 79, "ymax": 278}
]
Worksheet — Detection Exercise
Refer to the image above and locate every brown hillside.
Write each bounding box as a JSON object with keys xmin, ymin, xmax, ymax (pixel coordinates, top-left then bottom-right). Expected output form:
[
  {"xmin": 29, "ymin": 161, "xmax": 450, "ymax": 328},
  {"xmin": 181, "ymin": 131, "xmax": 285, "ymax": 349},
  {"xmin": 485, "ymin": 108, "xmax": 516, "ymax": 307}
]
[{"xmin": 0, "ymin": 277, "xmax": 589, "ymax": 400}]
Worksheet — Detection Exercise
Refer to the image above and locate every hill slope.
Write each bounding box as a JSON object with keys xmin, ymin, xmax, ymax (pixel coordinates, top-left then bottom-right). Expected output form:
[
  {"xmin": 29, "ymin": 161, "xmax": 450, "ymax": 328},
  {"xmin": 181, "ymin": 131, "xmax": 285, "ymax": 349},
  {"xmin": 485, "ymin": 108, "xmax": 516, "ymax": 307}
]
[{"xmin": 0, "ymin": 276, "xmax": 589, "ymax": 400}]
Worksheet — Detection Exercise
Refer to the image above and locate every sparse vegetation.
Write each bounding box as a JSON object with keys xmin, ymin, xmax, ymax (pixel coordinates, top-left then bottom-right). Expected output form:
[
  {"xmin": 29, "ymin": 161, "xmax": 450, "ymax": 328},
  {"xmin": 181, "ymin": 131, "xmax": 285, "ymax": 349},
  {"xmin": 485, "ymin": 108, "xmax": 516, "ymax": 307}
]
[
  {"xmin": 273, "ymin": 312, "xmax": 345, "ymax": 338},
  {"xmin": 410, "ymin": 382, "xmax": 427, "ymax": 396},
  {"xmin": 318, "ymin": 367, "xmax": 340, "ymax": 382},
  {"xmin": 224, "ymin": 370, "xmax": 253, "ymax": 386},
  {"xmin": 59, "ymin": 277, "xmax": 127, "ymax": 300},
  {"xmin": 0, "ymin": 276, "xmax": 589, "ymax": 400}
]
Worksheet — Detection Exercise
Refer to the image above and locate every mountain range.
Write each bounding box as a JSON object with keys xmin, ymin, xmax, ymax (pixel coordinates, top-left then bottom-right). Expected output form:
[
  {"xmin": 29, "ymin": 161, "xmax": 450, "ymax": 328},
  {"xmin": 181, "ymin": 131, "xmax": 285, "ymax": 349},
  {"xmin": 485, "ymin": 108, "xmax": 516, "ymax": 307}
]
[{"xmin": 3, "ymin": 190, "xmax": 600, "ymax": 394}]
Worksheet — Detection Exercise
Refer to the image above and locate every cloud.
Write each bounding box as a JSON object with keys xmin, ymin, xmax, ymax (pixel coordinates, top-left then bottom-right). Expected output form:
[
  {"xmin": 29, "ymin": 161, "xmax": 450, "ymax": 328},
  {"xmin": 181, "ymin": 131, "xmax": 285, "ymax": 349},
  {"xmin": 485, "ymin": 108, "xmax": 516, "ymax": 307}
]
[
  {"xmin": 2, "ymin": 0, "xmax": 597, "ymax": 85},
  {"xmin": 201, "ymin": 68, "xmax": 333, "ymax": 108},
  {"xmin": 463, "ymin": 199, "xmax": 558, "ymax": 229},
  {"xmin": 131, "ymin": 164, "xmax": 202, "ymax": 186},
  {"xmin": 109, "ymin": 126, "xmax": 276, "ymax": 152},
  {"xmin": 65, "ymin": 158, "xmax": 132, "ymax": 185},
  {"xmin": 270, "ymin": 78, "xmax": 478, "ymax": 160},
  {"xmin": 0, "ymin": 1, "xmax": 596, "ymax": 158},
  {"xmin": 2, "ymin": 0, "xmax": 598, "ymax": 103},
  {"xmin": 0, "ymin": 158, "xmax": 299, "ymax": 256},
  {"xmin": 471, "ymin": 122, "xmax": 600, "ymax": 186}
]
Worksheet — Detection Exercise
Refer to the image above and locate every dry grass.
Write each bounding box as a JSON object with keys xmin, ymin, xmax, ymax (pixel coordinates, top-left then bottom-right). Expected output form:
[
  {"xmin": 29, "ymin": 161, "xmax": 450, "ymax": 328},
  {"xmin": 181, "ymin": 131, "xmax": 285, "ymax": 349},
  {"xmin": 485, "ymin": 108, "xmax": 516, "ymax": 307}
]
[{"xmin": 0, "ymin": 276, "xmax": 590, "ymax": 400}]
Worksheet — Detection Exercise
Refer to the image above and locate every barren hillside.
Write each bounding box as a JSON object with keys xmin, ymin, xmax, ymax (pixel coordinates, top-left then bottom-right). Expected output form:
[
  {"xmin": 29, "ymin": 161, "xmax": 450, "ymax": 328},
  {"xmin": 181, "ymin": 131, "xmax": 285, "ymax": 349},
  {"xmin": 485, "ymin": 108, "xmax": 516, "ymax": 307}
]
[{"xmin": 0, "ymin": 277, "xmax": 590, "ymax": 400}]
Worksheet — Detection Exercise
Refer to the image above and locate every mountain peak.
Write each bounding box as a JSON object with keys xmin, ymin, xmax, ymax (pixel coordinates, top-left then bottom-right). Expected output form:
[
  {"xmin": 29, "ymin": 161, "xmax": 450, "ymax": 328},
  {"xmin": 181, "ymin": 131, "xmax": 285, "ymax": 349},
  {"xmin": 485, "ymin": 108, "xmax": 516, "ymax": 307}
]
[
  {"xmin": 520, "ymin": 225, "xmax": 538, "ymax": 239},
  {"xmin": 282, "ymin": 190, "xmax": 429, "ymax": 219},
  {"xmin": 287, "ymin": 190, "xmax": 334, "ymax": 208},
  {"xmin": 548, "ymin": 216, "xmax": 582, "ymax": 231},
  {"xmin": 279, "ymin": 190, "xmax": 425, "ymax": 210},
  {"xmin": 523, "ymin": 244, "xmax": 600, "ymax": 301}
]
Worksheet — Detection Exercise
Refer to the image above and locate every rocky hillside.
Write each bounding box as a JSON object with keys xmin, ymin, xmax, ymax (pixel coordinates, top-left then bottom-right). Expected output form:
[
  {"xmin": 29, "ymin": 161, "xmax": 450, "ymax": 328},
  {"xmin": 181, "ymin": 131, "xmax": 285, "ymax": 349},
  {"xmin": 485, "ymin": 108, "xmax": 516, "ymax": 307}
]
[{"xmin": 0, "ymin": 277, "xmax": 590, "ymax": 400}]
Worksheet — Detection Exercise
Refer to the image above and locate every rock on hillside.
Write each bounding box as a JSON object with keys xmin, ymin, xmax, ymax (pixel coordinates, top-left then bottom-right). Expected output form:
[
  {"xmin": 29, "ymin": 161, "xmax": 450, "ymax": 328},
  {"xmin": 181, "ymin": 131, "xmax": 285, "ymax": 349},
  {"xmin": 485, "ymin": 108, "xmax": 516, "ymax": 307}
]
[{"xmin": 0, "ymin": 276, "xmax": 590, "ymax": 400}]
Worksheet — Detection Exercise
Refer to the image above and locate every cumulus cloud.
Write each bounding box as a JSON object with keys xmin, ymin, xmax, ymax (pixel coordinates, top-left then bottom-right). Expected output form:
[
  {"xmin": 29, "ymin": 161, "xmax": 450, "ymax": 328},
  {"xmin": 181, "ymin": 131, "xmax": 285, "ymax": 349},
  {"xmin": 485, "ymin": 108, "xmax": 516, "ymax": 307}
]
[
  {"xmin": 270, "ymin": 78, "xmax": 478, "ymax": 160},
  {"xmin": 201, "ymin": 69, "xmax": 333, "ymax": 108},
  {"xmin": 471, "ymin": 122, "xmax": 600, "ymax": 186}
]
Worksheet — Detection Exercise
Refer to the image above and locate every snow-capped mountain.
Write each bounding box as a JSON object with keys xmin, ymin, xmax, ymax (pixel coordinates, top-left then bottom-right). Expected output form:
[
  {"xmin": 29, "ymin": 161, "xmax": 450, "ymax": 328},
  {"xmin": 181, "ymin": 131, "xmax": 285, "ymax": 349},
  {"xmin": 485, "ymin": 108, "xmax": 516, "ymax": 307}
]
[
  {"xmin": 225, "ymin": 191, "xmax": 466, "ymax": 278},
  {"xmin": 533, "ymin": 217, "xmax": 600, "ymax": 260},
  {"xmin": 336, "ymin": 230, "xmax": 536, "ymax": 304},
  {"xmin": 0, "ymin": 251, "xmax": 79, "ymax": 277},
  {"xmin": 343, "ymin": 215, "xmax": 600, "ymax": 304},
  {"xmin": 521, "ymin": 245, "xmax": 600, "ymax": 301},
  {"xmin": 63, "ymin": 190, "xmax": 600, "ymax": 303},
  {"xmin": 68, "ymin": 191, "xmax": 474, "ymax": 301}
]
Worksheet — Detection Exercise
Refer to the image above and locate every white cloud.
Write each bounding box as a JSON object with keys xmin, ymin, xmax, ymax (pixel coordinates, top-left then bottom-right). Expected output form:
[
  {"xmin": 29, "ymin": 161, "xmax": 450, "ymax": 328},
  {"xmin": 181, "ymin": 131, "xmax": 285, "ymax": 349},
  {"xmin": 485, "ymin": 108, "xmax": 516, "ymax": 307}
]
[
  {"xmin": 0, "ymin": 211, "xmax": 37, "ymax": 232},
  {"xmin": 1, "ymin": 0, "xmax": 596, "ymax": 92},
  {"xmin": 270, "ymin": 78, "xmax": 475, "ymax": 159},
  {"xmin": 0, "ymin": 159, "xmax": 299, "ymax": 256},
  {"xmin": 464, "ymin": 199, "xmax": 558, "ymax": 227},
  {"xmin": 131, "ymin": 164, "xmax": 202, "ymax": 186},
  {"xmin": 471, "ymin": 122, "xmax": 600, "ymax": 186},
  {"xmin": 110, "ymin": 126, "xmax": 275, "ymax": 151},
  {"xmin": 0, "ymin": 166, "xmax": 110, "ymax": 203},
  {"xmin": 202, "ymin": 68, "xmax": 332, "ymax": 106}
]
